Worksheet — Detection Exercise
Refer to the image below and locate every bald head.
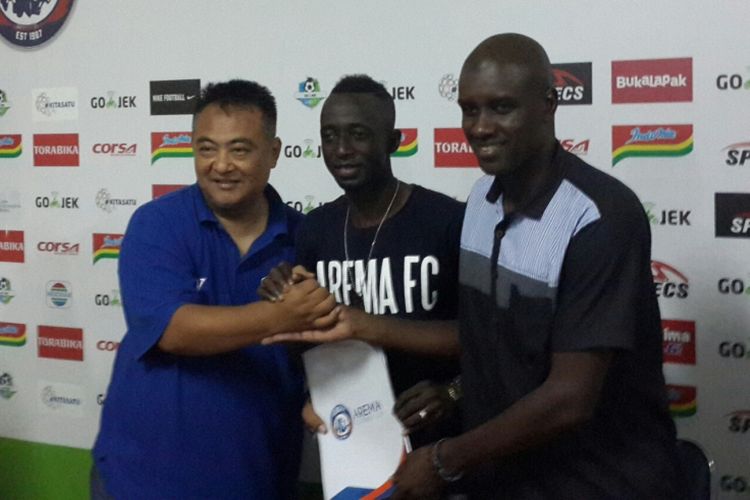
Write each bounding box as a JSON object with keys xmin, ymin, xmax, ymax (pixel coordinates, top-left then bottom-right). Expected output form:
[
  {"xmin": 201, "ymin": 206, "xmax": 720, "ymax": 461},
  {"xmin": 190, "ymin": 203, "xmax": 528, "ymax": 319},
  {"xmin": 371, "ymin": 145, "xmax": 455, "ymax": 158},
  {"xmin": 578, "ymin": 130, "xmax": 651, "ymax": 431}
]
[{"xmin": 462, "ymin": 33, "xmax": 552, "ymax": 98}]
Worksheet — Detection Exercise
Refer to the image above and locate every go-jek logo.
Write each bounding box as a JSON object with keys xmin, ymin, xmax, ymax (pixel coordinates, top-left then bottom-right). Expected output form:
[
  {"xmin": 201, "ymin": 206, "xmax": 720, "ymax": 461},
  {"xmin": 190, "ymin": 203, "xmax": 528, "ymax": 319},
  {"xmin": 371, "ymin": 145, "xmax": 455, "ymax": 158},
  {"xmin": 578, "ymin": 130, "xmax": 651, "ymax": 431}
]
[
  {"xmin": 295, "ymin": 77, "xmax": 326, "ymax": 108},
  {"xmin": 92, "ymin": 233, "xmax": 123, "ymax": 264},
  {"xmin": 611, "ymin": 125, "xmax": 693, "ymax": 166},
  {"xmin": 392, "ymin": 129, "xmax": 418, "ymax": 157},
  {"xmin": 151, "ymin": 132, "xmax": 192, "ymax": 164}
]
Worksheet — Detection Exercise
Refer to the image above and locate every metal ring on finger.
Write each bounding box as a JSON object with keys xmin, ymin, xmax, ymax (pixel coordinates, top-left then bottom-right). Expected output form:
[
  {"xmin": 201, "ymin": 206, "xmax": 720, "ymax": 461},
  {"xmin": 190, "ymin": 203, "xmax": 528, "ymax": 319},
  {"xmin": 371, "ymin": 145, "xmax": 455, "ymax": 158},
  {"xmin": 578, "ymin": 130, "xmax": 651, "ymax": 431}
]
[{"xmin": 418, "ymin": 408, "xmax": 428, "ymax": 419}]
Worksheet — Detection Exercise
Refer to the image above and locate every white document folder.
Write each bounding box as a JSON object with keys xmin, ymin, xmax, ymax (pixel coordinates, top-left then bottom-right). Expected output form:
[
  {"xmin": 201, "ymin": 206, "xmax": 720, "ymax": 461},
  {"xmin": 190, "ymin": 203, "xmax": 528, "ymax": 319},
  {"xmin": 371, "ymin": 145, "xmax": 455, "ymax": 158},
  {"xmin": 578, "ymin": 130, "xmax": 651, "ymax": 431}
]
[{"xmin": 303, "ymin": 340, "xmax": 407, "ymax": 499}]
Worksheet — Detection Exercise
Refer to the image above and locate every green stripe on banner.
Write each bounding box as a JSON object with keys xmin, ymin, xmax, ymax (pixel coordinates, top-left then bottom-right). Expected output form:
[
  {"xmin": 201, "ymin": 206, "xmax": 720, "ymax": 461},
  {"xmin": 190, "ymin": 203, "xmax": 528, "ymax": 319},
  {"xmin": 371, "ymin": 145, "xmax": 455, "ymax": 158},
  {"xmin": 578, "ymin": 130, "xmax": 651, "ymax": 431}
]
[{"xmin": 0, "ymin": 437, "xmax": 91, "ymax": 499}]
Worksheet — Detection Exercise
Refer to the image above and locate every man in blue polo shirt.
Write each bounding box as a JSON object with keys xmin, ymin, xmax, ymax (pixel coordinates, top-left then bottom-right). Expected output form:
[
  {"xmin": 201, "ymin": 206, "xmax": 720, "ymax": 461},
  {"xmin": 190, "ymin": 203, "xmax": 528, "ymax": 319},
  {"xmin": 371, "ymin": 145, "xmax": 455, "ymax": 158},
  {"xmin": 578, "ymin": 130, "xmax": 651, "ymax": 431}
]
[{"xmin": 91, "ymin": 80, "xmax": 337, "ymax": 499}]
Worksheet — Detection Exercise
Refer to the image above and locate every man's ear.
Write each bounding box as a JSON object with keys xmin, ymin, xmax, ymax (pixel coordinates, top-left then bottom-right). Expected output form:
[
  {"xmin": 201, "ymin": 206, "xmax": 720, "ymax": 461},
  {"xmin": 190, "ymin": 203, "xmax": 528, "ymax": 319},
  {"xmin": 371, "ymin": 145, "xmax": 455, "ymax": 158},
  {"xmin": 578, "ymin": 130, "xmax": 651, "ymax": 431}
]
[
  {"xmin": 545, "ymin": 87, "xmax": 559, "ymax": 115},
  {"xmin": 388, "ymin": 129, "xmax": 402, "ymax": 154}
]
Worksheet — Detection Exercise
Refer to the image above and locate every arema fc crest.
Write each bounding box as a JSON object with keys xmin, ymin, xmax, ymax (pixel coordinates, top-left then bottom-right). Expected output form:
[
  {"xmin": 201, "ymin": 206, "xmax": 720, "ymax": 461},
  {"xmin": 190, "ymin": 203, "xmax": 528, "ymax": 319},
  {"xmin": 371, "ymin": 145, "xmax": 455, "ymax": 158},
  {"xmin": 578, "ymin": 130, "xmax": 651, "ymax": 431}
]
[
  {"xmin": 0, "ymin": 0, "xmax": 75, "ymax": 48},
  {"xmin": 330, "ymin": 404, "xmax": 353, "ymax": 440}
]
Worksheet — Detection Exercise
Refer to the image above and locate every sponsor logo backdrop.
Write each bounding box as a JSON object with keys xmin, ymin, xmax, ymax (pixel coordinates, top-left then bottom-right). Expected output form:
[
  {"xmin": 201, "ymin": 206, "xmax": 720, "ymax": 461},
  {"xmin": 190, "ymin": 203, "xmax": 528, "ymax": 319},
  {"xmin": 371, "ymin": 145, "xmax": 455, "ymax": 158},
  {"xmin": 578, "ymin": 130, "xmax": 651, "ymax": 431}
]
[{"xmin": 0, "ymin": 1, "xmax": 748, "ymax": 496}]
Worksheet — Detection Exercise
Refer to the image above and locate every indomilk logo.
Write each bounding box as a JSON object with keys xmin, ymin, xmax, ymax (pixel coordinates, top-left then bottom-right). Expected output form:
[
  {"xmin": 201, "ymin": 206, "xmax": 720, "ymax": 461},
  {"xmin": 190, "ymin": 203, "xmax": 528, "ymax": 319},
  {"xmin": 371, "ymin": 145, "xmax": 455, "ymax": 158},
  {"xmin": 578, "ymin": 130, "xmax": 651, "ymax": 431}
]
[
  {"xmin": 151, "ymin": 132, "xmax": 192, "ymax": 164},
  {"xmin": 0, "ymin": 230, "xmax": 24, "ymax": 263},
  {"xmin": 611, "ymin": 125, "xmax": 693, "ymax": 166},
  {"xmin": 666, "ymin": 384, "xmax": 696, "ymax": 418},
  {"xmin": 0, "ymin": 135, "xmax": 21, "ymax": 159},
  {"xmin": 33, "ymin": 133, "xmax": 79, "ymax": 166},
  {"xmin": 392, "ymin": 129, "xmax": 418, "ymax": 157},
  {"xmin": 0, "ymin": 322, "xmax": 26, "ymax": 347},
  {"xmin": 715, "ymin": 193, "xmax": 750, "ymax": 238},
  {"xmin": 551, "ymin": 63, "xmax": 592, "ymax": 105},
  {"xmin": 612, "ymin": 58, "xmax": 692, "ymax": 103},
  {"xmin": 37, "ymin": 325, "xmax": 83, "ymax": 361},
  {"xmin": 434, "ymin": 128, "xmax": 478, "ymax": 168},
  {"xmin": 92, "ymin": 233, "xmax": 123, "ymax": 263},
  {"xmin": 662, "ymin": 319, "xmax": 696, "ymax": 365}
]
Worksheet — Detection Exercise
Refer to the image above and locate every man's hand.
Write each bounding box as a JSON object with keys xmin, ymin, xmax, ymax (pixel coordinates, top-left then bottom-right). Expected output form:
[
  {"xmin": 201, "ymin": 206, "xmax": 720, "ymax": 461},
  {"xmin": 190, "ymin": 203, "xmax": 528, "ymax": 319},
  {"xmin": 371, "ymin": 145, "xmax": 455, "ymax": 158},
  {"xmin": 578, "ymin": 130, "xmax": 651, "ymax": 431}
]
[
  {"xmin": 391, "ymin": 446, "xmax": 444, "ymax": 500},
  {"xmin": 272, "ymin": 277, "xmax": 338, "ymax": 333},
  {"xmin": 394, "ymin": 381, "xmax": 455, "ymax": 434},
  {"xmin": 257, "ymin": 262, "xmax": 315, "ymax": 302},
  {"xmin": 302, "ymin": 399, "xmax": 327, "ymax": 434},
  {"xmin": 261, "ymin": 305, "xmax": 364, "ymax": 345}
]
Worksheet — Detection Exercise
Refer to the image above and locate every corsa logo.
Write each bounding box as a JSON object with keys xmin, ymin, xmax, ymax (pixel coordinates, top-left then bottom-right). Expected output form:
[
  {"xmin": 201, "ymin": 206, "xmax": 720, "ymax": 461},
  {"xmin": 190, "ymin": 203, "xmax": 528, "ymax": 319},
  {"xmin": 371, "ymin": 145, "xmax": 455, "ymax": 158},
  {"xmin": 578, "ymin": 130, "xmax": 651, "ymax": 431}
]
[
  {"xmin": 96, "ymin": 340, "xmax": 120, "ymax": 352},
  {"xmin": 612, "ymin": 58, "xmax": 692, "ymax": 103},
  {"xmin": 661, "ymin": 319, "xmax": 696, "ymax": 365},
  {"xmin": 433, "ymin": 128, "xmax": 478, "ymax": 168}
]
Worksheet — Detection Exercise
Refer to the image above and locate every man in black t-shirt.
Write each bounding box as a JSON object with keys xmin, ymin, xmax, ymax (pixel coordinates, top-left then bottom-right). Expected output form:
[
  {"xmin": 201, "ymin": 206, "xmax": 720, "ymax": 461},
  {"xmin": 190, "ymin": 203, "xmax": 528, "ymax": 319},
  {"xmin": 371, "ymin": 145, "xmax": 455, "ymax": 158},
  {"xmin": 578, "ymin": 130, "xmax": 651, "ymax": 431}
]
[{"xmin": 262, "ymin": 75, "xmax": 464, "ymax": 446}]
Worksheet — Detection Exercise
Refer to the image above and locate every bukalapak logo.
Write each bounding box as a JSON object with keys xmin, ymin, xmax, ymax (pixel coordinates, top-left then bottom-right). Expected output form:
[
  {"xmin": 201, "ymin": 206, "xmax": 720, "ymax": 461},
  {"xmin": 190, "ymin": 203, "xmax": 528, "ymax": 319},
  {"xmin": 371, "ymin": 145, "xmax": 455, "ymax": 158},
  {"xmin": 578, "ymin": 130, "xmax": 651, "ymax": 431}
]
[
  {"xmin": 612, "ymin": 58, "xmax": 692, "ymax": 103},
  {"xmin": 715, "ymin": 193, "xmax": 750, "ymax": 238},
  {"xmin": 0, "ymin": 230, "xmax": 24, "ymax": 263},
  {"xmin": 150, "ymin": 79, "xmax": 200, "ymax": 115},
  {"xmin": 662, "ymin": 319, "xmax": 696, "ymax": 365},
  {"xmin": 724, "ymin": 141, "xmax": 750, "ymax": 167},
  {"xmin": 611, "ymin": 125, "xmax": 693, "ymax": 166},
  {"xmin": 551, "ymin": 63, "xmax": 592, "ymax": 105},
  {"xmin": 0, "ymin": 0, "xmax": 75, "ymax": 47},
  {"xmin": 33, "ymin": 133, "xmax": 79, "ymax": 167},
  {"xmin": 434, "ymin": 128, "xmax": 477, "ymax": 168},
  {"xmin": 652, "ymin": 261, "xmax": 689, "ymax": 298}
]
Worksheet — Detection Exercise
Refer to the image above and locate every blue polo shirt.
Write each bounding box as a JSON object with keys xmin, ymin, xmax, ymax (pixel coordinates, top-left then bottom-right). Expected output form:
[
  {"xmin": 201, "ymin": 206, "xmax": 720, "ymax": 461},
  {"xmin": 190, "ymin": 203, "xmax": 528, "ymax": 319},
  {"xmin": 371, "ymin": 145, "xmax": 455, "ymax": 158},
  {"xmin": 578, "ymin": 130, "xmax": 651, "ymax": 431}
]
[{"xmin": 93, "ymin": 184, "xmax": 305, "ymax": 500}]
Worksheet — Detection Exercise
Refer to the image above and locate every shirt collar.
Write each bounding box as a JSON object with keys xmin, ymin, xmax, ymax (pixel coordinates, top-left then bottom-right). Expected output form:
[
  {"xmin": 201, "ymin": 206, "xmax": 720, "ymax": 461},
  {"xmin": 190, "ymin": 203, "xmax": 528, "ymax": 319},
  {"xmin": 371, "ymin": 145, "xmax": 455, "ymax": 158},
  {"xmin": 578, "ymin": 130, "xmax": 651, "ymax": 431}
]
[
  {"xmin": 485, "ymin": 141, "xmax": 566, "ymax": 220},
  {"xmin": 193, "ymin": 183, "xmax": 291, "ymax": 240}
]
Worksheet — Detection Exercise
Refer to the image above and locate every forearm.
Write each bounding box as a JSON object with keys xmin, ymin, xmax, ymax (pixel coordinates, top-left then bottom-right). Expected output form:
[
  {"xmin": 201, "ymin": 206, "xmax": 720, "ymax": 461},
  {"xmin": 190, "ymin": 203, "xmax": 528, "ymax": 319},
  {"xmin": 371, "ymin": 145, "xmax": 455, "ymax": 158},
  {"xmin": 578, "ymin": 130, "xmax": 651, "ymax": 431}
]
[
  {"xmin": 356, "ymin": 317, "xmax": 460, "ymax": 358},
  {"xmin": 159, "ymin": 301, "xmax": 302, "ymax": 356},
  {"xmin": 439, "ymin": 351, "xmax": 611, "ymax": 475}
]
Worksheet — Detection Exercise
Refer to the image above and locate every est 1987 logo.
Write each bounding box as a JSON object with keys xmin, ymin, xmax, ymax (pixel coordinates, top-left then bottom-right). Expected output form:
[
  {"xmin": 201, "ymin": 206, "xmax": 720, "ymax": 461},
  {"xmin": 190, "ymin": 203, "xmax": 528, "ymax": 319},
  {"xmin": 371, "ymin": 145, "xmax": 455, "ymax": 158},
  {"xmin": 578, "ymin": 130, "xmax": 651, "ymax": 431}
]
[{"xmin": 0, "ymin": 0, "xmax": 75, "ymax": 47}]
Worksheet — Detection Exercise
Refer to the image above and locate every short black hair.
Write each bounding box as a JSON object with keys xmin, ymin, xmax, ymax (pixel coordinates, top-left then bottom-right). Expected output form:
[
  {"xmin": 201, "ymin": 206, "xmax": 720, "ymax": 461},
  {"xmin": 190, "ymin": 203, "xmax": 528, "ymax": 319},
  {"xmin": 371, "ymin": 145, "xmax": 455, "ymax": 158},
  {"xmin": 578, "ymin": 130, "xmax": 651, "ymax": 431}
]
[
  {"xmin": 329, "ymin": 74, "xmax": 395, "ymax": 129},
  {"xmin": 193, "ymin": 79, "xmax": 277, "ymax": 136}
]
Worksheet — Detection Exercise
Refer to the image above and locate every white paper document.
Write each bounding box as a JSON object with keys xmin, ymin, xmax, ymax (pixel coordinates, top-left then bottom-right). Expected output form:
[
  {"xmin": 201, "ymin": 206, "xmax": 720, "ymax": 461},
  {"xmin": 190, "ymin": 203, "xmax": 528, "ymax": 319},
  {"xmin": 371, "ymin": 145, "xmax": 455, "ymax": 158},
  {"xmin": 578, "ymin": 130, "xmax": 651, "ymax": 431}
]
[{"xmin": 303, "ymin": 340, "xmax": 407, "ymax": 500}]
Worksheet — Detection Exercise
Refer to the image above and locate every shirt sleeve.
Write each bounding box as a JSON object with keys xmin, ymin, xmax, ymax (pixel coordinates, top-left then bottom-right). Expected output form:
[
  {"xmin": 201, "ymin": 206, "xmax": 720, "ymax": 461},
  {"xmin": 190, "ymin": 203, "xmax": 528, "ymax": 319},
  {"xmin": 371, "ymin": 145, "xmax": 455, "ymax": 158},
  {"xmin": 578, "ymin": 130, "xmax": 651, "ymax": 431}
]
[
  {"xmin": 118, "ymin": 204, "xmax": 201, "ymax": 360},
  {"xmin": 551, "ymin": 204, "xmax": 653, "ymax": 353}
]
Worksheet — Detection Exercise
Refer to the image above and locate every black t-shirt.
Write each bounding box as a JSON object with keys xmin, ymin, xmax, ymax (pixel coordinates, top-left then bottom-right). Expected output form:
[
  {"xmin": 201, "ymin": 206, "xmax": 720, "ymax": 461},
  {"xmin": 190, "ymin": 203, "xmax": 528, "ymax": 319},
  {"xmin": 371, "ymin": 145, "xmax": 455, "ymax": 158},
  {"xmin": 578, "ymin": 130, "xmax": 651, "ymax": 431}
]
[{"xmin": 296, "ymin": 184, "xmax": 464, "ymax": 397}]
